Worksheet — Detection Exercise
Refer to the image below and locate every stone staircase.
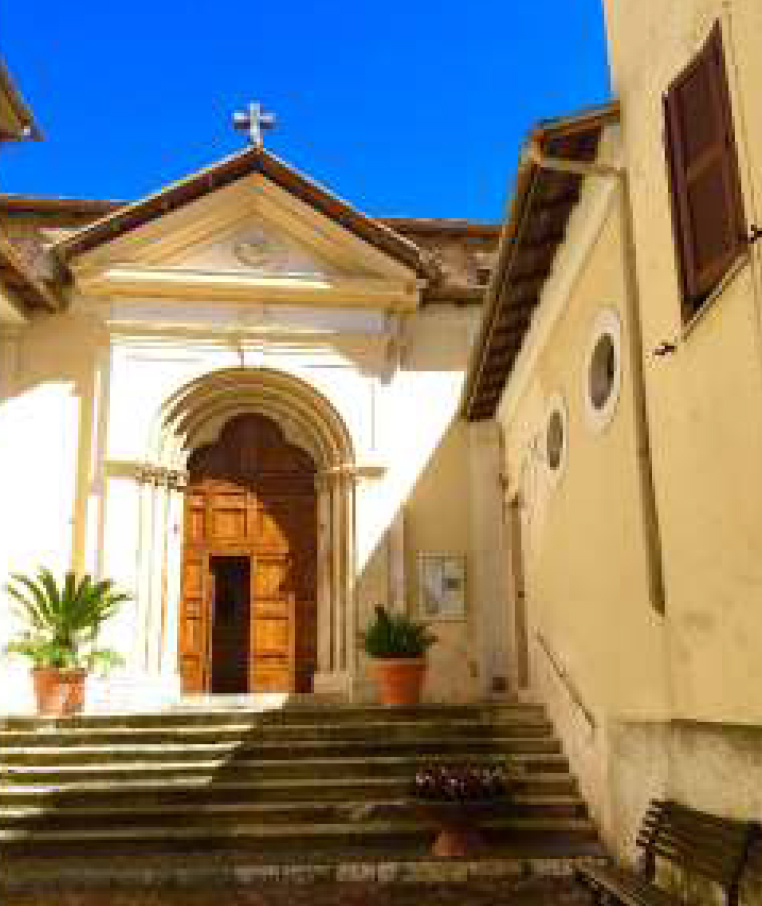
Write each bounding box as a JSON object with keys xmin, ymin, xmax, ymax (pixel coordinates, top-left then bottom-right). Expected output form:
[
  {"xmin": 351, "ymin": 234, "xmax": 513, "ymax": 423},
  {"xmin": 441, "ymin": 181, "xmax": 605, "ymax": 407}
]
[{"xmin": 0, "ymin": 701, "xmax": 603, "ymax": 889}]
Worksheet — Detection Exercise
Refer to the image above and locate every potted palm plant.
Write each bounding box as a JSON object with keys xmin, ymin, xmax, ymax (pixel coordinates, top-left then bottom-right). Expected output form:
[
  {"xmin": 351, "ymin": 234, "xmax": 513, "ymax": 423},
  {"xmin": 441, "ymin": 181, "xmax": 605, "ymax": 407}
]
[
  {"xmin": 4, "ymin": 568, "xmax": 130, "ymax": 716},
  {"xmin": 360, "ymin": 605, "xmax": 437, "ymax": 706}
]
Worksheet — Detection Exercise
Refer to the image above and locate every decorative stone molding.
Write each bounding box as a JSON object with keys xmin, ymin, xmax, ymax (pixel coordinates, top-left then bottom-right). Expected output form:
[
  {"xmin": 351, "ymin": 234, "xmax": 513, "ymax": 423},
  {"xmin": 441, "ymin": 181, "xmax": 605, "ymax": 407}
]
[
  {"xmin": 105, "ymin": 459, "xmax": 188, "ymax": 490},
  {"xmin": 129, "ymin": 365, "xmax": 362, "ymax": 698}
]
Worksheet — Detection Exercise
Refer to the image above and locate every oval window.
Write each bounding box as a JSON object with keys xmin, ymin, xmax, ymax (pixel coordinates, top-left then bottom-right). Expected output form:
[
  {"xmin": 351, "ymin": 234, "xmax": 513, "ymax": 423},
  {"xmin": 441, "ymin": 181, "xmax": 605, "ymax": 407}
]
[
  {"xmin": 589, "ymin": 333, "xmax": 616, "ymax": 410},
  {"xmin": 546, "ymin": 409, "xmax": 564, "ymax": 470},
  {"xmin": 544, "ymin": 393, "xmax": 568, "ymax": 483},
  {"xmin": 584, "ymin": 308, "xmax": 622, "ymax": 432}
]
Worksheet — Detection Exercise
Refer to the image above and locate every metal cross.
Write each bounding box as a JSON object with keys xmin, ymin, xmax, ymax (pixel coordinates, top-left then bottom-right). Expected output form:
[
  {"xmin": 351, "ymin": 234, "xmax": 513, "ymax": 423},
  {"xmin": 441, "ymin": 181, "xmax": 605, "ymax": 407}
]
[{"xmin": 232, "ymin": 101, "xmax": 277, "ymax": 148}]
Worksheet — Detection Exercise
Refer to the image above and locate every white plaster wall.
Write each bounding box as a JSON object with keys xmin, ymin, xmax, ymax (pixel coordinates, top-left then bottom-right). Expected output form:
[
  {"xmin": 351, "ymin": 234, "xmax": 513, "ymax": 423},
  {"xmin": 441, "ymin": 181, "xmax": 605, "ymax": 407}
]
[
  {"xmin": 0, "ymin": 312, "xmax": 102, "ymax": 712},
  {"xmin": 88, "ymin": 300, "xmax": 482, "ymax": 707},
  {"xmin": 0, "ymin": 277, "xmax": 489, "ymax": 712}
]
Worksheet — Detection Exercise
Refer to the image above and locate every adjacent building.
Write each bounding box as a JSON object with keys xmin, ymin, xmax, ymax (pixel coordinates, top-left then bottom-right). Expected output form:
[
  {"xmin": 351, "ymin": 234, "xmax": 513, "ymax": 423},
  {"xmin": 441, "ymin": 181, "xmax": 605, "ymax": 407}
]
[{"xmin": 466, "ymin": 0, "xmax": 762, "ymax": 861}]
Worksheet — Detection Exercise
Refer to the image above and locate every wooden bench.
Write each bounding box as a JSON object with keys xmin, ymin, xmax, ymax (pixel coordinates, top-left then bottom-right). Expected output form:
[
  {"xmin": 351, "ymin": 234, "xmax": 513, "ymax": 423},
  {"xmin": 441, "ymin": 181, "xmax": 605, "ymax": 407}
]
[{"xmin": 576, "ymin": 799, "xmax": 759, "ymax": 906}]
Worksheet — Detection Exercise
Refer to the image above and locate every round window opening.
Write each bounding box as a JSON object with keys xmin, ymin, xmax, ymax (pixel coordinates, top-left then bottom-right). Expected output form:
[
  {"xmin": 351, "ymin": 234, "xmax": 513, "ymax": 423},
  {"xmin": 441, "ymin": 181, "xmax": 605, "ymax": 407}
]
[
  {"xmin": 546, "ymin": 409, "xmax": 565, "ymax": 471},
  {"xmin": 584, "ymin": 308, "xmax": 622, "ymax": 433},
  {"xmin": 589, "ymin": 333, "xmax": 616, "ymax": 411}
]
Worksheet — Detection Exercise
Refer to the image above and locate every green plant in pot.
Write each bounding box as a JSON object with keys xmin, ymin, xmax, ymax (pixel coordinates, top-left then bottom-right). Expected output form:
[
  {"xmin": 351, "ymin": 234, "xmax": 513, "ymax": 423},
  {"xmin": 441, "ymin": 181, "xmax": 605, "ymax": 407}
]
[
  {"xmin": 4, "ymin": 568, "xmax": 130, "ymax": 716},
  {"xmin": 361, "ymin": 605, "xmax": 437, "ymax": 706}
]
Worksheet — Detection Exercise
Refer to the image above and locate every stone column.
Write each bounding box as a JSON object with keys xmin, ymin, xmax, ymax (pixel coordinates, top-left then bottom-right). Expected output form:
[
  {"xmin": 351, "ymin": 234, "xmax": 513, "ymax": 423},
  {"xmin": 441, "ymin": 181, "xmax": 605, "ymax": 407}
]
[
  {"xmin": 112, "ymin": 464, "xmax": 187, "ymax": 706},
  {"xmin": 157, "ymin": 472, "xmax": 186, "ymax": 699},
  {"xmin": 342, "ymin": 472, "xmax": 358, "ymax": 691},
  {"xmin": 331, "ymin": 471, "xmax": 346, "ymax": 673},
  {"xmin": 315, "ymin": 474, "xmax": 334, "ymax": 677},
  {"xmin": 134, "ymin": 471, "xmax": 157, "ymax": 674},
  {"xmin": 313, "ymin": 468, "xmax": 358, "ymax": 698},
  {"xmin": 147, "ymin": 480, "xmax": 168, "ymax": 673}
]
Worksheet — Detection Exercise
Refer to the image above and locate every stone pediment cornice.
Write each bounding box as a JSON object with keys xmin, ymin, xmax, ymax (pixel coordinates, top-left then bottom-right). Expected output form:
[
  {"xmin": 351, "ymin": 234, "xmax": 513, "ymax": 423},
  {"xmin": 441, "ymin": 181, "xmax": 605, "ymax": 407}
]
[{"xmin": 76, "ymin": 264, "xmax": 421, "ymax": 310}]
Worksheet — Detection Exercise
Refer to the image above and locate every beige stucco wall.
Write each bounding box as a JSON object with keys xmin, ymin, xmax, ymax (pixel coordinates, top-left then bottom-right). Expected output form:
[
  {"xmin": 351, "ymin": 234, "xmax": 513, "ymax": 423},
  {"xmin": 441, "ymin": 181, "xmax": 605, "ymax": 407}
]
[
  {"xmin": 494, "ymin": 0, "xmax": 762, "ymax": 874},
  {"xmin": 602, "ymin": 0, "xmax": 762, "ymax": 724},
  {"xmin": 500, "ymin": 202, "xmax": 668, "ymax": 719},
  {"xmin": 403, "ymin": 418, "xmax": 476, "ymax": 702},
  {"xmin": 497, "ymin": 164, "xmax": 671, "ymax": 842}
]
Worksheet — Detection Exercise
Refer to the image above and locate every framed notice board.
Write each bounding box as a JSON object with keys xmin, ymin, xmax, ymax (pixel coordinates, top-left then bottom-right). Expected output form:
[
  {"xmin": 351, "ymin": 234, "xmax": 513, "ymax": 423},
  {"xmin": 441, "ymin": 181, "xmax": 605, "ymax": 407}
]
[{"xmin": 418, "ymin": 553, "xmax": 466, "ymax": 620}]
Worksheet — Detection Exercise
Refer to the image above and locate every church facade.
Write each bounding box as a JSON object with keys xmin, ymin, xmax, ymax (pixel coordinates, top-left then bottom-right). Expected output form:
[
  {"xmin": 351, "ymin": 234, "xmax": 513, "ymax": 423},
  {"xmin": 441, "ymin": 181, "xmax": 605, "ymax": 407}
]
[{"xmin": 0, "ymin": 141, "xmax": 505, "ymax": 711}]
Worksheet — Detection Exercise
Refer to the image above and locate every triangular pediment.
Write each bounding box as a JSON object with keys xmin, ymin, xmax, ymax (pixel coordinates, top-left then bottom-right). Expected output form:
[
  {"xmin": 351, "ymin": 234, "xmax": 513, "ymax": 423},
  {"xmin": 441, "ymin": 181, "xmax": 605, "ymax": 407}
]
[
  {"xmin": 60, "ymin": 151, "xmax": 424, "ymax": 311},
  {"xmin": 166, "ymin": 218, "xmax": 349, "ymax": 279}
]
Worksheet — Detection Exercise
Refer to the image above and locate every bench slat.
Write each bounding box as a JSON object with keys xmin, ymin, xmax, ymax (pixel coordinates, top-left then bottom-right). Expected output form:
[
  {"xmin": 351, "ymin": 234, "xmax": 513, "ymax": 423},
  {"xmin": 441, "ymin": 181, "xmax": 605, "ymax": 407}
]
[
  {"xmin": 575, "ymin": 800, "xmax": 758, "ymax": 906},
  {"xmin": 646, "ymin": 841, "xmax": 738, "ymax": 884},
  {"xmin": 649, "ymin": 823, "xmax": 748, "ymax": 858},
  {"xmin": 642, "ymin": 822, "xmax": 748, "ymax": 861},
  {"xmin": 576, "ymin": 864, "xmax": 679, "ymax": 906}
]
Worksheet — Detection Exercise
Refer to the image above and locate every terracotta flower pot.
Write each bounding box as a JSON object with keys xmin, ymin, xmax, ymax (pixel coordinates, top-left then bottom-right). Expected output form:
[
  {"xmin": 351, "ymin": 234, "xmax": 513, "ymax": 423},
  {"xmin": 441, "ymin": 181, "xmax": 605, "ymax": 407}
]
[
  {"xmin": 32, "ymin": 668, "xmax": 87, "ymax": 716},
  {"xmin": 370, "ymin": 657, "xmax": 427, "ymax": 706},
  {"xmin": 414, "ymin": 800, "xmax": 507, "ymax": 858}
]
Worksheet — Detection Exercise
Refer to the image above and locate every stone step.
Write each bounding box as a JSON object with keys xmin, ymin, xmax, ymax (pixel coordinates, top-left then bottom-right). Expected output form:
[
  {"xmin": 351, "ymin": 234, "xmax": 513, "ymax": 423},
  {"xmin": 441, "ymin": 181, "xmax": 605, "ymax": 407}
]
[
  {"xmin": 0, "ymin": 702, "xmax": 546, "ymax": 732},
  {"xmin": 0, "ymin": 700, "xmax": 603, "ymax": 891},
  {"xmin": 0, "ymin": 795, "xmax": 588, "ymax": 834},
  {"xmin": 0, "ymin": 815, "xmax": 598, "ymax": 850},
  {"xmin": 0, "ymin": 770, "xmax": 580, "ymax": 809},
  {"xmin": 0, "ymin": 847, "xmax": 607, "ymax": 892},
  {"xmin": 0, "ymin": 735, "xmax": 562, "ymax": 765},
  {"xmin": 0, "ymin": 751, "xmax": 569, "ymax": 785},
  {"xmin": 0, "ymin": 718, "xmax": 554, "ymax": 747}
]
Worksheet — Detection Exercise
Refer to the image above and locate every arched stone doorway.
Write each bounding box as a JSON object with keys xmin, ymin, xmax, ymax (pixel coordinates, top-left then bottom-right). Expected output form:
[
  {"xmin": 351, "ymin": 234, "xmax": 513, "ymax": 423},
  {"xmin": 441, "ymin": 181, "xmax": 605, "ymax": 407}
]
[
  {"xmin": 181, "ymin": 413, "xmax": 317, "ymax": 694},
  {"xmin": 140, "ymin": 367, "xmax": 358, "ymax": 699}
]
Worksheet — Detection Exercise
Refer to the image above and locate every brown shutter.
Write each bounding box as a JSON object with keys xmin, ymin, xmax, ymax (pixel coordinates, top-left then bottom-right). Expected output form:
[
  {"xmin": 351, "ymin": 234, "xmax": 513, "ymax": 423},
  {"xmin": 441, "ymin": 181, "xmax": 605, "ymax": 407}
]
[{"xmin": 663, "ymin": 22, "xmax": 746, "ymax": 314}]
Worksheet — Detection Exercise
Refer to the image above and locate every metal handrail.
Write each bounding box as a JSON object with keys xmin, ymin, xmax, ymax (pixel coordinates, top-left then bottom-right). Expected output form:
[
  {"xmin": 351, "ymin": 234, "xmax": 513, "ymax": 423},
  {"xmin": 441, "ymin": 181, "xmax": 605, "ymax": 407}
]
[{"xmin": 536, "ymin": 631, "xmax": 597, "ymax": 733}]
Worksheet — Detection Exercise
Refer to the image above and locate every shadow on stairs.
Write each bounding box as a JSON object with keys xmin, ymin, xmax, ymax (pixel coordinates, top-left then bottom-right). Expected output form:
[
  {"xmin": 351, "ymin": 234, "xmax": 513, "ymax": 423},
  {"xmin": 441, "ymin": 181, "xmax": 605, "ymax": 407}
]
[{"xmin": 0, "ymin": 701, "xmax": 605, "ymax": 892}]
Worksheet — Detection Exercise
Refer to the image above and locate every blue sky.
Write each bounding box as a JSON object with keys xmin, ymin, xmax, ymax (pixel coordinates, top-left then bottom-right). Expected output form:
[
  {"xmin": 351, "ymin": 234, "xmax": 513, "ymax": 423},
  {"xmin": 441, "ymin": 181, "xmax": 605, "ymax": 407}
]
[{"xmin": 2, "ymin": 1, "xmax": 610, "ymax": 221}]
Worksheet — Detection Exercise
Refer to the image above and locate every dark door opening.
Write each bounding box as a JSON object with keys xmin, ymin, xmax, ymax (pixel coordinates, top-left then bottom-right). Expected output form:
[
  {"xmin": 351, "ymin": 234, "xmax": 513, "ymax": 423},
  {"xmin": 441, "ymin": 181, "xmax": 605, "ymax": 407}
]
[
  {"xmin": 180, "ymin": 412, "xmax": 318, "ymax": 695},
  {"xmin": 210, "ymin": 555, "xmax": 251, "ymax": 693}
]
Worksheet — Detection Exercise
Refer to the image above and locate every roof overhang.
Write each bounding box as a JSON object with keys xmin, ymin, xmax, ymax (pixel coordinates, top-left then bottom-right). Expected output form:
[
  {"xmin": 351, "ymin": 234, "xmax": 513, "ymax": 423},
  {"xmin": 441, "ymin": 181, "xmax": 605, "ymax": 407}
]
[
  {"xmin": 0, "ymin": 195, "xmax": 124, "ymax": 216},
  {"xmin": 0, "ymin": 229, "xmax": 62, "ymax": 318},
  {"xmin": 462, "ymin": 102, "xmax": 621, "ymax": 421},
  {"xmin": 0, "ymin": 196, "xmax": 499, "ymax": 305},
  {"xmin": 0, "ymin": 60, "xmax": 41, "ymax": 142},
  {"xmin": 53, "ymin": 146, "xmax": 434, "ymax": 280}
]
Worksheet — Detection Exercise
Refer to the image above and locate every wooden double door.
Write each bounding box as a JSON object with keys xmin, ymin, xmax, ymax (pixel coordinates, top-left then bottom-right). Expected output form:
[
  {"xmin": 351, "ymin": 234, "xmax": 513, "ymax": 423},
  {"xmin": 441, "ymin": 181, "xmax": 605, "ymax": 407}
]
[{"xmin": 180, "ymin": 413, "xmax": 317, "ymax": 694}]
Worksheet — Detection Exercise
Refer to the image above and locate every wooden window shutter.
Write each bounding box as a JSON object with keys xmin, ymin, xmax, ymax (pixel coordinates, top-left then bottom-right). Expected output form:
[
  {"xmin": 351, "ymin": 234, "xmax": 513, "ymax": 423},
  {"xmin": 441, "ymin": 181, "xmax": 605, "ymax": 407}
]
[{"xmin": 663, "ymin": 22, "xmax": 747, "ymax": 314}]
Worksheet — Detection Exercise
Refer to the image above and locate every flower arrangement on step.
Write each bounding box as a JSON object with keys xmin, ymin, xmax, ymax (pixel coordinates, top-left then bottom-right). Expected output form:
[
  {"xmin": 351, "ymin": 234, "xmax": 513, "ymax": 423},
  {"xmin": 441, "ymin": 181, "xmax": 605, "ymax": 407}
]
[
  {"xmin": 411, "ymin": 764, "xmax": 511, "ymax": 802},
  {"xmin": 3, "ymin": 567, "xmax": 130, "ymax": 716},
  {"xmin": 410, "ymin": 763, "xmax": 513, "ymax": 858},
  {"xmin": 360, "ymin": 605, "xmax": 437, "ymax": 706}
]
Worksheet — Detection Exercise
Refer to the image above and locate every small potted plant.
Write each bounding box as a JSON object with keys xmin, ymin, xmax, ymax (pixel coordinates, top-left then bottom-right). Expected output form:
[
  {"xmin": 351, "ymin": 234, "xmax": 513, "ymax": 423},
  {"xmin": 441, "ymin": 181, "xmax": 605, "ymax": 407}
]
[
  {"xmin": 360, "ymin": 605, "xmax": 437, "ymax": 706},
  {"xmin": 410, "ymin": 763, "xmax": 512, "ymax": 857},
  {"xmin": 4, "ymin": 568, "xmax": 130, "ymax": 716}
]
